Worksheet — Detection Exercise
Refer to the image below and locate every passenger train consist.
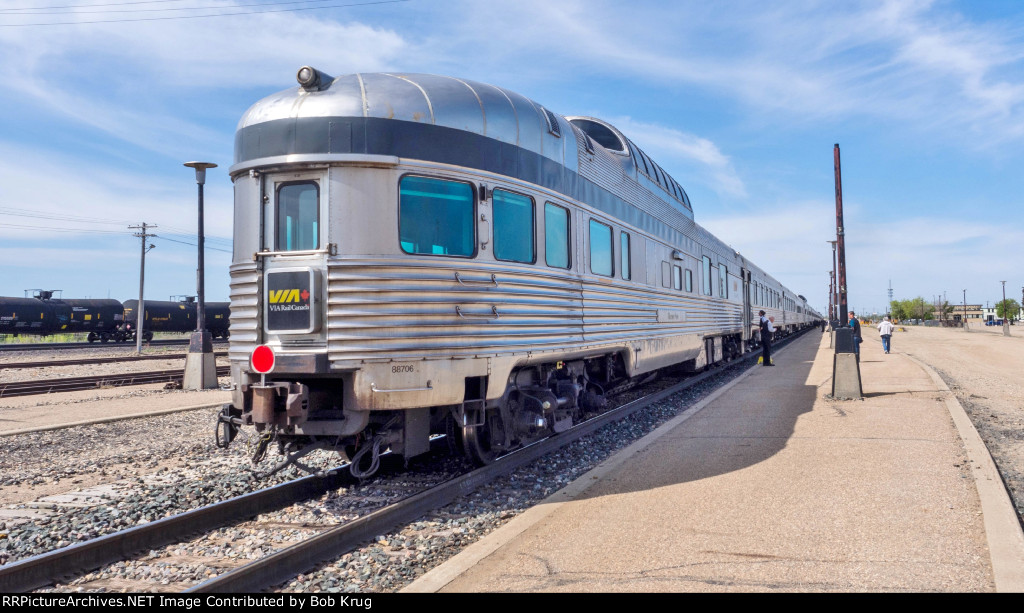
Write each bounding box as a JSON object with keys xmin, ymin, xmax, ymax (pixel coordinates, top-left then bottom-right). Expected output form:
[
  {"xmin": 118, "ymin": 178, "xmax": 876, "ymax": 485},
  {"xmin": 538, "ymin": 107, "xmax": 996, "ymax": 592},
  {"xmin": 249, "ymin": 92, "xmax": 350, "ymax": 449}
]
[{"xmin": 220, "ymin": 69, "xmax": 821, "ymax": 473}]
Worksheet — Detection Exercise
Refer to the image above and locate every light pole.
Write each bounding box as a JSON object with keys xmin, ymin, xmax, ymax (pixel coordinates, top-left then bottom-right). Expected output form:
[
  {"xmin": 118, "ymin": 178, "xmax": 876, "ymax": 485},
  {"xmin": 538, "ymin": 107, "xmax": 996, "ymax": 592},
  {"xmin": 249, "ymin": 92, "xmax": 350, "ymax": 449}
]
[
  {"xmin": 827, "ymin": 240, "xmax": 837, "ymax": 323},
  {"xmin": 999, "ymin": 282, "xmax": 1007, "ymax": 337},
  {"xmin": 183, "ymin": 161, "xmax": 218, "ymax": 389}
]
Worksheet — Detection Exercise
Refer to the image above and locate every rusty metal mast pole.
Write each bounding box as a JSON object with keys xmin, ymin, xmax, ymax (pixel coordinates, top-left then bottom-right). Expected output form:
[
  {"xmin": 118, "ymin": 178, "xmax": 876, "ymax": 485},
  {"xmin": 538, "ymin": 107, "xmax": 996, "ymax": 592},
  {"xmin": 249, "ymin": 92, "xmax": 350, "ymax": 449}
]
[{"xmin": 834, "ymin": 144, "xmax": 848, "ymax": 326}]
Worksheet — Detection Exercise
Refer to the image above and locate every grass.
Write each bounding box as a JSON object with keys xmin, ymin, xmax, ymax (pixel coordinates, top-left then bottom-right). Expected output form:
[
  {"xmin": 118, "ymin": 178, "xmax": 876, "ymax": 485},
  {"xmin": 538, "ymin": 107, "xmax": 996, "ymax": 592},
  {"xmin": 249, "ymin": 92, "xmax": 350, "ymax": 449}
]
[{"xmin": 0, "ymin": 332, "xmax": 186, "ymax": 345}]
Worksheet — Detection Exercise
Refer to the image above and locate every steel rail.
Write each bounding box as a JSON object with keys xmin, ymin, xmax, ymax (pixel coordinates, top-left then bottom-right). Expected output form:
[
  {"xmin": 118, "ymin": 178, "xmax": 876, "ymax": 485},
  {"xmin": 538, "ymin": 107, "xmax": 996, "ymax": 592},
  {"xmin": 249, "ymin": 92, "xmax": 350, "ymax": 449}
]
[
  {"xmin": 0, "ymin": 467, "xmax": 356, "ymax": 593},
  {"xmin": 0, "ymin": 339, "xmax": 228, "ymax": 353},
  {"xmin": 1, "ymin": 353, "xmax": 228, "ymax": 370},
  {"xmin": 0, "ymin": 367, "xmax": 231, "ymax": 397},
  {"xmin": 188, "ymin": 328, "xmax": 811, "ymax": 593}
]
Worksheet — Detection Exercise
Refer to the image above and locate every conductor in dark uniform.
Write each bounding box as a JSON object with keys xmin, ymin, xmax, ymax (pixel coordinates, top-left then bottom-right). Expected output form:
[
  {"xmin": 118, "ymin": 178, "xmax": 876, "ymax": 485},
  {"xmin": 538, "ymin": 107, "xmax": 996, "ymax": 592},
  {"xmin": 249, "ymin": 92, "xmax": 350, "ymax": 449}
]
[{"xmin": 759, "ymin": 310, "xmax": 774, "ymax": 366}]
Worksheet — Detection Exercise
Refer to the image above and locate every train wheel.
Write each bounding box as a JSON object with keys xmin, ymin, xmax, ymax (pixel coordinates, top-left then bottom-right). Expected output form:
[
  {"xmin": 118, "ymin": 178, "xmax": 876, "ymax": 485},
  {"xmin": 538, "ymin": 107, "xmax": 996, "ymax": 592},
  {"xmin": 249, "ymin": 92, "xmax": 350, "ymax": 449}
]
[
  {"xmin": 87, "ymin": 332, "xmax": 97, "ymax": 344},
  {"xmin": 143, "ymin": 331, "xmax": 153, "ymax": 342},
  {"xmin": 462, "ymin": 410, "xmax": 499, "ymax": 466},
  {"xmin": 100, "ymin": 333, "xmax": 109, "ymax": 344}
]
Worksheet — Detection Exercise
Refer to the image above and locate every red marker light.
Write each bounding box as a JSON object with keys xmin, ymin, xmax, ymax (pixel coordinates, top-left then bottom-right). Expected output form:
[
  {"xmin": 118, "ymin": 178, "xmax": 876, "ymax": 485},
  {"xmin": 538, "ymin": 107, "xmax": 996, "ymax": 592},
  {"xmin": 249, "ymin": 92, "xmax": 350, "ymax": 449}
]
[{"xmin": 251, "ymin": 344, "xmax": 275, "ymax": 374}]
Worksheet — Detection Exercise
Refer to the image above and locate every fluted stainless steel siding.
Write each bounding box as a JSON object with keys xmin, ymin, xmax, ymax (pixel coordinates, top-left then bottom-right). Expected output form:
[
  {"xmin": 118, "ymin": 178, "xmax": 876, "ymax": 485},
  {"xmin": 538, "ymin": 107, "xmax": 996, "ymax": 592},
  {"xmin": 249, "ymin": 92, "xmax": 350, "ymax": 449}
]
[
  {"xmin": 228, "ymin": 262, "xmax": 260, "ymax": 362},
  {"xmin": 323, "ymin": 256, "xmax": 743, "ymax": 368}
]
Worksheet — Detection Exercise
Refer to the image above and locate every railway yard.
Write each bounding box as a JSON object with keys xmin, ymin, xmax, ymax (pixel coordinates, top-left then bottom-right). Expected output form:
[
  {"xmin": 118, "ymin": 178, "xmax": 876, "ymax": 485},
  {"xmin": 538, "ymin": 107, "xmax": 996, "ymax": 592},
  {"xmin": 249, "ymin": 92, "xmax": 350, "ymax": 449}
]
[
  {"xmin": 0, "ymin": 326, "xmax": 1021, "ymax": 592},
  {"xmin": 0, "ymin": 336, "xmax": 770, "ymax": 592}
]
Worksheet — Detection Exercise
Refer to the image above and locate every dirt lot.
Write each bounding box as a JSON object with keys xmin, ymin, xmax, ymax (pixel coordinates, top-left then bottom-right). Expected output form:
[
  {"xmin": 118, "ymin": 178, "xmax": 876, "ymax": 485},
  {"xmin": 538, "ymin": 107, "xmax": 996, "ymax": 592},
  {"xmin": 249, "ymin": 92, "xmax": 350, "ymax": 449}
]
[{"xmin": 866, "ymin": 323, "xmax": 1024, "ymax": 520}]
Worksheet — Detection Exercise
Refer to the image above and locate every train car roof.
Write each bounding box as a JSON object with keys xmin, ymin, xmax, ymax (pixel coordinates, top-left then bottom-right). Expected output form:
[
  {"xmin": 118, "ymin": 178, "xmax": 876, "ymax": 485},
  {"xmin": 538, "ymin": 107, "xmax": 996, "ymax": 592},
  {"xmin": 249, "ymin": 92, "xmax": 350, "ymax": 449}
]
[
  {"xmin": 238, "ymin": 72, "xmax": 567, "ymax": 162},
  {"xmin": 234, "ymin": 71, "xmax": 692, "ymax": 215}
]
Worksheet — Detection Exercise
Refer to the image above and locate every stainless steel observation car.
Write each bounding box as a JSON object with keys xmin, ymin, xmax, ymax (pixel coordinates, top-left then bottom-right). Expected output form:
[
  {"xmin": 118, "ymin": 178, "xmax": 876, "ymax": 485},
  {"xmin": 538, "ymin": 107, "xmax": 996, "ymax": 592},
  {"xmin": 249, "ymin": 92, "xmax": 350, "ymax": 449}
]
[{"xmin": 220, "ymin": 68, "xmax": 821, "ymax": 474}]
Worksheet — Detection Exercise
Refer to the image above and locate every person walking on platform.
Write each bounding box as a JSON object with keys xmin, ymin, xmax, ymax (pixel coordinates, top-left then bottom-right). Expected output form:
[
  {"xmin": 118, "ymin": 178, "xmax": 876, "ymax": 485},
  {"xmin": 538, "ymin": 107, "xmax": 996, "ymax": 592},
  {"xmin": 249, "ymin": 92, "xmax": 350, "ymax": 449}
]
[
  {"xmin": 878, "ymin": 315, "xmax": 895, "ymax": 354},
  {"xmin": 759, "ymin": 310, "xmax": 775, "ymax": 366},
  {"xmin": 849, "ymin": 310, "xmax": 862, "ymax": 361}
]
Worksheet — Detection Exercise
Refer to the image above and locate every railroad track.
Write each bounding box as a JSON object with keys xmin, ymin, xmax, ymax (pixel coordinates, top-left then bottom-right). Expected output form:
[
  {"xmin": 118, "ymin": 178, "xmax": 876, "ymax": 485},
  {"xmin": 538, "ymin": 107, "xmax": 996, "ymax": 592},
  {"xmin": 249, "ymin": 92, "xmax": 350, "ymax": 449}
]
[
  {"xmin": 0, "ymin": 339, "xmax": 228, "ymax": 353},
  {"xmin": 0, "ymin": 367, "xmax": 231, "ymax": 397},
  {"xmin": 0, "ymin": 353, "xmax": 228, "ymax": 370},
  {"xmin": 0, "ymin": 328, "xmax": 811, "ymax": 593}
]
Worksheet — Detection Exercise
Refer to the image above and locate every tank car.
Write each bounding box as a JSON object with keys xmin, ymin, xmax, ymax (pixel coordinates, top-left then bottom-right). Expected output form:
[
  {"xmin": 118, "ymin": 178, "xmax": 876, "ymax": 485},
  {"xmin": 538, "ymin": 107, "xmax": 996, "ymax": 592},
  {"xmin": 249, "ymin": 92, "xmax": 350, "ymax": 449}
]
[
  {"xmin": 122, "ymin": 297, "xmax": 231, "ymax": 340},
  {"xmin": 218, "ymin": 69, "xmax": 821, "ymax": 475},
  {"xmin": 0, "ymin": 291, "xmax": 124, "ymax": 342}
]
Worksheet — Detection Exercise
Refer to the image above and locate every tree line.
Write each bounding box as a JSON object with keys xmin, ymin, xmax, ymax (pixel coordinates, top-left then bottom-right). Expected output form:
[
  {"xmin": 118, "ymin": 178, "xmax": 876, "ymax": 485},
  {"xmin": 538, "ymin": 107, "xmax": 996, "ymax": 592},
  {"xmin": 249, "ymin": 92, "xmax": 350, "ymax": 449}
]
[{"xmin": 887, "ymin": 297, "xmax": 1021, "ymax": 321}]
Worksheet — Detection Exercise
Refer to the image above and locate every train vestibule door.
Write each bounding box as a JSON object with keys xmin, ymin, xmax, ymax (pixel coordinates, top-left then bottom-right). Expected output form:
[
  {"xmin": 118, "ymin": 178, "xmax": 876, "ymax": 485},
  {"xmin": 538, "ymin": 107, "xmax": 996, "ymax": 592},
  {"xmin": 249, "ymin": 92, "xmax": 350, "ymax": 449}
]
[
  {"xmin": 258, "ymin": 171, "xmax": 330, "ymax": 346},
  {"xmin": 741, "ymin": 268, "xmax": 752, "ymax": 352}
]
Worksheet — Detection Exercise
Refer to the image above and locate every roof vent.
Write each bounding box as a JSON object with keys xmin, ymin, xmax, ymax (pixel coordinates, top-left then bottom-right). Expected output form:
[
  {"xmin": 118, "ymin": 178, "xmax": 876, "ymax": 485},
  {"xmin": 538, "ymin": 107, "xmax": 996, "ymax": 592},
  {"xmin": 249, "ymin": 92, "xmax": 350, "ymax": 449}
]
[
  {"xmin": 542, "ymin": 107, "xmax": 561, "ymax": 138},
  {"xmin": 583, "ymin": 134, "xmax": 595, "ymax": 155}
]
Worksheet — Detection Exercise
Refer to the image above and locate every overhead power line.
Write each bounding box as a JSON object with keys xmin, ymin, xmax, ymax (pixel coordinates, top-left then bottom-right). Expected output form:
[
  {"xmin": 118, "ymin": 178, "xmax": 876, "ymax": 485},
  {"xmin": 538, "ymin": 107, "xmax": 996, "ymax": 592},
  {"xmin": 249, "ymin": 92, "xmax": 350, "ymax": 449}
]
[
  {"xmin": 2, "ymin": 0, "xmax": 340, "ymax": 16},
  {"xmin": 0, "ymin": 0, "xmax": 191, "ymax": 11},
  {"xmin": 0, "ymin": 208, "xmax": 232, "ymax": 245},
  {"xmin": 0, "ymin": 206, "xmax": 127, "ymax": 225},
  {"xmin": 154, "ymin": 234, "xmax": 232, "ymax": 253},
  {"xmin": 0, "ymin": 0, "xmax": 410, "ymax": 26},
  {"xmin": 0, "ymin": 222, "xmax": 233, "ymax": 251},
  {"xmin": 0, "ymin": 222, "xmax": 130, "ymax": 234}
]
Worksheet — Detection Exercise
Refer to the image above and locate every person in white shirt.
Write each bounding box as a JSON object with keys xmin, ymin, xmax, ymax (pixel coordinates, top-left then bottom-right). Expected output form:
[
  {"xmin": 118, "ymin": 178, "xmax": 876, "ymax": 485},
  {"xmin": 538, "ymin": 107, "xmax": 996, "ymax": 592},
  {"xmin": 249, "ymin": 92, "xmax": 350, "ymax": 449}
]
[
  {"xmin": 759, "ymin": 310, "xmax": 775, "ymax": 366},
  {"xmin": 878, "ymin": 315, "xmax": 895, "ymax": 354}
]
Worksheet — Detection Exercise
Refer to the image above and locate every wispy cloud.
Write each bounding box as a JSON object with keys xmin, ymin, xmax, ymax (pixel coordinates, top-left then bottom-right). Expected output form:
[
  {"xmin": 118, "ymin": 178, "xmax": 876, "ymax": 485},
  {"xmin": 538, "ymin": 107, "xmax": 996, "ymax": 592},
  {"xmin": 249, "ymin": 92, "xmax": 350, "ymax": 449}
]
[
  {"xmin": 608, "ymin": 116, "xmax": 747, "ymax": 199},
  {"xmin": 432, "ymin": 0, "xmax": 1024, "ymax": 146},
  {"xmin": 0, "ymin": 3, "xmax": 408, "ymax": 157},
  {"xmin": 702, "ymin": 198, "xmax": 1024, "ymax": 313}
]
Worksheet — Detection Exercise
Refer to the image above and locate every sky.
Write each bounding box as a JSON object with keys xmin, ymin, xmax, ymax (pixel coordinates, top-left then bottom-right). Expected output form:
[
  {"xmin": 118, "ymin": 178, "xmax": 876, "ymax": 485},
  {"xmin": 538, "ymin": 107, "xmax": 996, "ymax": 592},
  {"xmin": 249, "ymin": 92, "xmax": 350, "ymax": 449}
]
[{"xmin": 2, "ymin": 0, "xmax": 1023, "ymax": 317}]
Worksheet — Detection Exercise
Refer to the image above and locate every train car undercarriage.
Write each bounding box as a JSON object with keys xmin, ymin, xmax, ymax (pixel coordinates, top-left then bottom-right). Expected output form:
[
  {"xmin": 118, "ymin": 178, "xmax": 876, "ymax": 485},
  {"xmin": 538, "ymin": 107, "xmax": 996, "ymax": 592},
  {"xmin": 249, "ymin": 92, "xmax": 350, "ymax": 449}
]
[{"xmin": 216, "ymin": 331, "xmax": 767, "ymax": 479}]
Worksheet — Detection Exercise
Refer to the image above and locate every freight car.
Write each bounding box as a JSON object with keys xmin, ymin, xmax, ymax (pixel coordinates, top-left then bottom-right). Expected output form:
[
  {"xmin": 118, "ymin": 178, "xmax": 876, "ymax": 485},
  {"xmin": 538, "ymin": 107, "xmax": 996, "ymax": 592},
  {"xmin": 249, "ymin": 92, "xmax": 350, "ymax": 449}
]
[
  {"xmin": 0, "ymin": 293, "xmax": 231, "ymax": 343},
  {"xmin": 218, "ymin": 69, "xmax": 822, "ymax": 476},
  {"xmin": 123, "ymin": 297, "xmax": 231, "ymax": 341},
  {"xmin": 0, "ymin": 291, "xmax": 124, "ymax": 342}
]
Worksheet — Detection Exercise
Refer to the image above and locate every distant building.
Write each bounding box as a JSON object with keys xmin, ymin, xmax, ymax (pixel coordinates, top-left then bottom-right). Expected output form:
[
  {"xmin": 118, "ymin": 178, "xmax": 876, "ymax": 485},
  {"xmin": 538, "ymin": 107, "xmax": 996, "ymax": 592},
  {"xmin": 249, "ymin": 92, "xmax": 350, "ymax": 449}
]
[
  {"xmin": 981, "ymin": 306, "xmax": 1023, "ymax": 323},
  {"xmin": 949, "ymin": 304, "xmax": 984, "ymax": 323}
]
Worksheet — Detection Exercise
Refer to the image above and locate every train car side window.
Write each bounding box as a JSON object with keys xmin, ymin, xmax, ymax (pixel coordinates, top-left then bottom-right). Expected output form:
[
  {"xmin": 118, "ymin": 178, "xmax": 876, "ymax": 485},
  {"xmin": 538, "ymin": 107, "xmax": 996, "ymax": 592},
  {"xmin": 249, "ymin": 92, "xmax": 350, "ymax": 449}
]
[
  {"xmin": 661, "ymin": 261, "xmax": 671, "ymax": 288},
  {"xmin": 620, "ymin": 232, "xmax": 631, "ymax": 280},
  {"xmin": 589, "ymin": 219, "xmax": 613, "ymax": 276},
  {"xmin": 672, "ymin": 265, "xmax": 682, "ymax": 290},
  {"xmin": 399, "ymin": 176, "xmax": 475, "ymax": 257},
  {"xmin": 276, "ymin": 181, "xmax": 319, "ymax": 251},
  {"xmin": 544, "ymin": 202, "xmax": 571, "ymax": 269},
  {"xmin": 685, "ymin": 269, "xmax": 693, "ymax": 292},
  {"xmin": 702, "ymin": 256, "xmax": 712, "ymax": 296},
  {"xmin": 493, "ymin": 188, "xmax": 535, "ymax": 264},
  {"xmin": 719, "ymin": 265, "xmax": 728, "ymax": 299}
]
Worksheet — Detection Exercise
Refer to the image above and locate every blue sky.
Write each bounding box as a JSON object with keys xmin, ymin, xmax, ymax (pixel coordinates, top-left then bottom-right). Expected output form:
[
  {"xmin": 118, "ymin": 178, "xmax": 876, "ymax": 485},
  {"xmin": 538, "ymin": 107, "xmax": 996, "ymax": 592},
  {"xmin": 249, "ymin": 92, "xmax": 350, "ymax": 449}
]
[{"xmin": 2, "ymin": 0, "xmax": 1023, "ymax": 316}]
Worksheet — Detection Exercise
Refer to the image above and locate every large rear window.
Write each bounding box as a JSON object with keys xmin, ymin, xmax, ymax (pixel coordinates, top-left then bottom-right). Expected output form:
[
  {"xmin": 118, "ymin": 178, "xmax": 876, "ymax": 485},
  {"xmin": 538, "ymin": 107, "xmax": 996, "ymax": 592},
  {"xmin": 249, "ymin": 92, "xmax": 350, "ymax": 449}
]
[{"xmin": 276, "ymin": 181, "xmax": 319, "ymax": 251}]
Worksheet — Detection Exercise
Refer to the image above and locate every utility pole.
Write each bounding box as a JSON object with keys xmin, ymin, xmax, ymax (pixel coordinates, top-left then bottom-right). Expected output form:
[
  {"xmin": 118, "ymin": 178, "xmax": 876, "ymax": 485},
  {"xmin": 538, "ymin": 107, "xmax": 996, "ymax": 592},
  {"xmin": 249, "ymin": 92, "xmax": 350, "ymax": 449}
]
[
  {"xmin": 963, "ymin": 289, "xmax": 968, "ymax": 332},
  {"xmin": 129, "ymin": 223, "xmax": 156, "ymax": 354},
  {"xmin": 834, "ymin": 145, "xmax": 848, "ymax": 326}
]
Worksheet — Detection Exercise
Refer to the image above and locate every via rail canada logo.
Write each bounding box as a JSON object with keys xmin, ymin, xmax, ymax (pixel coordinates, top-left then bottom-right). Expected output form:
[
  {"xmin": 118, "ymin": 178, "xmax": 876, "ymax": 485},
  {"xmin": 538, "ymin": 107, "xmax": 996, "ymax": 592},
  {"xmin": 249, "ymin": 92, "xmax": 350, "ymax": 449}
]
[{"xmin": 268, "ymin": 288, "xmax": 310, "ymax": 312}]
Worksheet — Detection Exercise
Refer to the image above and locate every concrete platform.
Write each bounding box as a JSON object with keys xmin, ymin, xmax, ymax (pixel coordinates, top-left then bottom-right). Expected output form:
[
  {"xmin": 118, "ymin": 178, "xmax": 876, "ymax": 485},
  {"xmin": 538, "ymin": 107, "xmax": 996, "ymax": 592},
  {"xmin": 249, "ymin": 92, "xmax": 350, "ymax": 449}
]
[{"xmin": 404, "ymin": 331, "xmax": 1024, "ymax": 593}]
